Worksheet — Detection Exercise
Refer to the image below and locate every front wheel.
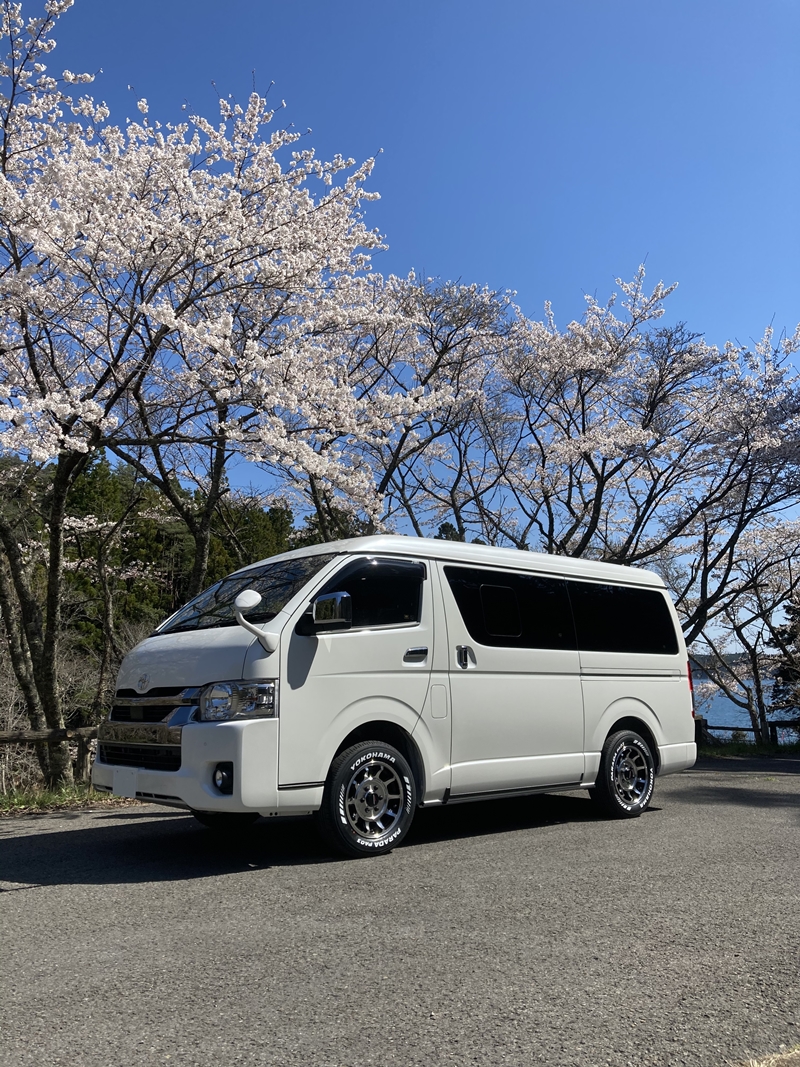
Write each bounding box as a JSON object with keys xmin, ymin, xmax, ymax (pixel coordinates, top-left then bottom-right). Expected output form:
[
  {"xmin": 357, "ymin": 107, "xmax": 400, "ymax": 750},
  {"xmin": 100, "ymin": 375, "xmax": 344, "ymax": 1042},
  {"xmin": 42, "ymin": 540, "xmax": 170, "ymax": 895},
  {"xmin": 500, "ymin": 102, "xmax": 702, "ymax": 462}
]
[
  {"xmin": 317, "ymin": 741, "xmax": 417, "ymax": 858},
  {"xmin": 590, "ymin": 730, "xmax": 655, "ymax": 818}
]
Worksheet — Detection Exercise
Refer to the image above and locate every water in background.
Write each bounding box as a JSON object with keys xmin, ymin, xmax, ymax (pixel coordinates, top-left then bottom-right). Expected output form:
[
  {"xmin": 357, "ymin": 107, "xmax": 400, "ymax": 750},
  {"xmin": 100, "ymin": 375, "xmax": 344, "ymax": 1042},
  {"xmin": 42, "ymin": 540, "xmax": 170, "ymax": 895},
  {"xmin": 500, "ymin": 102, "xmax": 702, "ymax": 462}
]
[{"xmin": 693, "ymin": 671, "xmax": 797, "ymax": 743}]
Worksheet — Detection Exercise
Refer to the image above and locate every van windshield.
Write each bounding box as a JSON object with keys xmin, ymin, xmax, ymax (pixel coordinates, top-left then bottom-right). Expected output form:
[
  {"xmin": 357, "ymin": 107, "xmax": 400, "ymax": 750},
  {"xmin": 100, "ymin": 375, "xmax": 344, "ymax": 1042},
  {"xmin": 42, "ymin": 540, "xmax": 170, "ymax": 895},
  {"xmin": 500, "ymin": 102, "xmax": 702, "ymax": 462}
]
[{"xmin": 156, "ymin": 554, "xmax": 337, "ymax": 635}]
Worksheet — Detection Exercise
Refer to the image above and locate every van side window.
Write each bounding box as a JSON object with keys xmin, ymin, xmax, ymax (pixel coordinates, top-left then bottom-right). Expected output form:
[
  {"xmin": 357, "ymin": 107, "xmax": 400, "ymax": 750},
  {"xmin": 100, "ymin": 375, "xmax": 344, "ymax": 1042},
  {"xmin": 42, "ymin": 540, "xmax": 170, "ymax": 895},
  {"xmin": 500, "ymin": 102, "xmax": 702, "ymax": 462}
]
[
  {"xmin": 320, "ymin": 558, "xmax": 425, "ymax": 629},
  {"xmin": 480, "ymin": 585, "xmax": 522, "ymax": 637},
  {"xmin": 567, "ymin": 581, "xmax": 679, "ymax": 655},
  {"xmin": 444, "ymin": 566, "xmax": 575, "ymax": 649}
]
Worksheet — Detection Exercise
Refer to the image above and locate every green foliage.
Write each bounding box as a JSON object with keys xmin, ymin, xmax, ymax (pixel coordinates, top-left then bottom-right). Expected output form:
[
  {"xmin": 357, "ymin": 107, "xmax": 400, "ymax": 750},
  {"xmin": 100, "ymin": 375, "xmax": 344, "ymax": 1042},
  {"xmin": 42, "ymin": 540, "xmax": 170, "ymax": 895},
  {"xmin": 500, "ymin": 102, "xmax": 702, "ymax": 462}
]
[
  {"xmin": 0, "ymin": 456, "xmax": 306, "ymax": 753},
  {"xmin": 207, "ymin": 497, "xmax": 295, "ymax": 582},
  {"xmin": 434, "ymin": 522, "xmax": 486, "ymax": 545},
  {"xmin": 769, "ymin": 597, "xmax": 800, "ymax": 716},
  {"xmin": 58, "ymin": 460, "xmax": 299, "ymax": 658},
  {"xmin": 435, "ymin": 522, "xmax": 464, "ymax": 542}
]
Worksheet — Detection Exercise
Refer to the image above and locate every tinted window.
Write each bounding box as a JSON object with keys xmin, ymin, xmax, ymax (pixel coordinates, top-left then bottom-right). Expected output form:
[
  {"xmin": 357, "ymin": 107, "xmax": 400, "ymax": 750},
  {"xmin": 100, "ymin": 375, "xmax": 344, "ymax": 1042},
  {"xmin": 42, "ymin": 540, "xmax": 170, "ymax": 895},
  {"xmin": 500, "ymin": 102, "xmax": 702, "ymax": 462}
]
[
  {"xmin": 481, "ymin": 585, "xmax": 522, "ymax": 637},
  {"xmin": 158, "ymin": 554, "xmax": 337, "ymax": 634},
  {"xmin": 567, "ymin": 581, "xmax": 679, "ymax": 655},
  {"xmin": 319, "ymin": 558, "xmax": 425, "ymax": 628},
  {"xmin": 444, "ymin": 566, "xmax": 575, "ymax": 649}
]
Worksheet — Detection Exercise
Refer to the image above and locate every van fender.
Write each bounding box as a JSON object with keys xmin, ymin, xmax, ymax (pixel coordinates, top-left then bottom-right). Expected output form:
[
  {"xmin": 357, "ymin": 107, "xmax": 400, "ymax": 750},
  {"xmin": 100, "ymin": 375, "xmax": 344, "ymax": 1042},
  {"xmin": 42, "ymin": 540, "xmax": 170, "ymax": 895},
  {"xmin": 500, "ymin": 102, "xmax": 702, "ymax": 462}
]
[
  {"xmin": 409, "ymin": 707, "xmax": 452, "ymax": 802},
  {"xmin": 317, "ymin": 695, "xmax": 434, "ymax": 786},
  {"xmin": 586, "ymin": 697, "xmax": 665, "ymax": 779}
]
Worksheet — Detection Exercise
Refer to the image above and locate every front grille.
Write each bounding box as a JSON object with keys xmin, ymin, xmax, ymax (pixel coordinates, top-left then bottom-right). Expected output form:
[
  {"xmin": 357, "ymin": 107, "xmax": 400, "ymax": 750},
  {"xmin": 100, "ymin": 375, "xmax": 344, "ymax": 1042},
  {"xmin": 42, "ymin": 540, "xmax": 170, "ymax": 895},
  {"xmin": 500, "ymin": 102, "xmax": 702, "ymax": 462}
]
[
  {"xmin": 98, "ymin": 743, "xmax": 182, "ymax": 772},
  {"xmin": 110, "ymin": 704, "xmax": 182, "ymax": 723},
  {"xmin": 109, "ymin": 686, "xmax": 199, "ymax": 724},
  {"xmin": 115, "ymin": 687, "xmax": 186, "ymax": 699}
]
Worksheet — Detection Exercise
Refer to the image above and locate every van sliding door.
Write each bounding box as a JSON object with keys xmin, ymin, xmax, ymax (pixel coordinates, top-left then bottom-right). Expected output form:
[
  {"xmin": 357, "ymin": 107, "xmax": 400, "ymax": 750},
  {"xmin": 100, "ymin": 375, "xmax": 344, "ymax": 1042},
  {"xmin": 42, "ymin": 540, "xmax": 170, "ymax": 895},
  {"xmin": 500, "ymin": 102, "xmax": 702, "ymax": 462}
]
[{"xmin": 440, "ymin": 564, "xmax": 584, "ymax": 796}]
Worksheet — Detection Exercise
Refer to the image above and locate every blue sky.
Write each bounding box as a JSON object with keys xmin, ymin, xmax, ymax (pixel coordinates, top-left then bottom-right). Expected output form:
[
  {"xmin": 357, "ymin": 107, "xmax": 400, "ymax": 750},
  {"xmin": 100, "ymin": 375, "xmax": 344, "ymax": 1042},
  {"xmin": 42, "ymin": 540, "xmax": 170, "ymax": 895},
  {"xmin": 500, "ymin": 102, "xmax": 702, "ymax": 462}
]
[{"xmin": 52, "ymin": 0, "xmax": 799, "ymax": 349}]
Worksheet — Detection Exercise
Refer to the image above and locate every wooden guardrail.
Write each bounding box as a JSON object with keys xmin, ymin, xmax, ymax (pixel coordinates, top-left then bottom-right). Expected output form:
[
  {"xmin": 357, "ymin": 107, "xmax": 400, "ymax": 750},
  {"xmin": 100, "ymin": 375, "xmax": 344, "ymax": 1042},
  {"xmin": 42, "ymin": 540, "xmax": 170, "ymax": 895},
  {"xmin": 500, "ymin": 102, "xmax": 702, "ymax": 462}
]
[
  {"xmin": 695, "ymin": 717, "xmax": 799, "ymax": 746},
  {"xmin": 0, "ymin": 726, "xmax": 99, "ymax": 745}
]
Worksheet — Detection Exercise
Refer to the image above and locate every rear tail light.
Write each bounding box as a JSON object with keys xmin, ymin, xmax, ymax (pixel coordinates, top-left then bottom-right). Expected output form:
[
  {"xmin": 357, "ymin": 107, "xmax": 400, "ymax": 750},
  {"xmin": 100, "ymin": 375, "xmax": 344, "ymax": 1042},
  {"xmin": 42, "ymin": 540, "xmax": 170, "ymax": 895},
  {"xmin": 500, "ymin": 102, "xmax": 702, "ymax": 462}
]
[{"xmin": 687, "ymin": 660, "xmax": 695, "ymax": 718}]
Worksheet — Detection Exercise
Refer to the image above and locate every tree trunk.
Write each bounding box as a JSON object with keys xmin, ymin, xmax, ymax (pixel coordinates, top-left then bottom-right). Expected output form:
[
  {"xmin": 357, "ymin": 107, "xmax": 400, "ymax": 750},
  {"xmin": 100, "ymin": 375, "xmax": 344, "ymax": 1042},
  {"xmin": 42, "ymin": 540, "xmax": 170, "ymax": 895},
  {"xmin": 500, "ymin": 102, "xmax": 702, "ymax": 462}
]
[
  {"xmin": 0, "ymin": 532, "xmax": 52, "ymax": 781},
  {"xmin": 37, "ymin": 457, "xmax": 85, "ymax": 787}
]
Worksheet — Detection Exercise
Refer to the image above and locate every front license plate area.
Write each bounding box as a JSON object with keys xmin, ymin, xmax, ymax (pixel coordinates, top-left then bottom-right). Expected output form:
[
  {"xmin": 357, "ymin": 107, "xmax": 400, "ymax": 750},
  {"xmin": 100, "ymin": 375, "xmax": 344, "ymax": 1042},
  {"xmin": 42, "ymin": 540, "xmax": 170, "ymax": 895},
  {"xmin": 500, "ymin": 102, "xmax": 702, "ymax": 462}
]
[{"xmin": 112, "ymin": 766, "xmax": 138, "ymax": 798}]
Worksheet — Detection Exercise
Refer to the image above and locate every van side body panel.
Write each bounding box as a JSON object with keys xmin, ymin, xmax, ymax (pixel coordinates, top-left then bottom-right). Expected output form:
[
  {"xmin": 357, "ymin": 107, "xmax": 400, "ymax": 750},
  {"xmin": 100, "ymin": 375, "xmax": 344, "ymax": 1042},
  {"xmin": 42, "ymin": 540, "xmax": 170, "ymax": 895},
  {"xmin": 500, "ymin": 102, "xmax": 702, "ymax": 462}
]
[
  {"xmin": 276, "ymin": 553, "xmax": 435, "ymax": 790},
  {"xmin": 437, "ymin": 561, "xmax": 585, "ymax": 795}
]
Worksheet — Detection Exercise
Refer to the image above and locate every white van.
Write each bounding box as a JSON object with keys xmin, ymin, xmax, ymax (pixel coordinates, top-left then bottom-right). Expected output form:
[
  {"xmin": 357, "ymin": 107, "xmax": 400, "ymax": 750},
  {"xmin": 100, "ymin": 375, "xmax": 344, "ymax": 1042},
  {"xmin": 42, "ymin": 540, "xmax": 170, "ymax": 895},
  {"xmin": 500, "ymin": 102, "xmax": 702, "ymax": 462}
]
[{"xmin": 92, "ymin": 535, "xmax": 696, "ymax": 856}]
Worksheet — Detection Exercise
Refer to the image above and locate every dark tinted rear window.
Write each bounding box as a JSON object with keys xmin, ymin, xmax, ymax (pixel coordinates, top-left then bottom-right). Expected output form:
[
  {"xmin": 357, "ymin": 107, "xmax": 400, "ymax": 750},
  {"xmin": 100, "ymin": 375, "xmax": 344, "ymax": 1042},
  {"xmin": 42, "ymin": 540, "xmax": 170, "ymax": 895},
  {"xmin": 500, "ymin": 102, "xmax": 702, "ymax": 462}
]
[
  {"xmin": 567, "ymin": 581, "xmax": 679, "ymax": 655},
  {"xmin": 444, "ymin": 566, "xmax": 575, "ymax": 649}
]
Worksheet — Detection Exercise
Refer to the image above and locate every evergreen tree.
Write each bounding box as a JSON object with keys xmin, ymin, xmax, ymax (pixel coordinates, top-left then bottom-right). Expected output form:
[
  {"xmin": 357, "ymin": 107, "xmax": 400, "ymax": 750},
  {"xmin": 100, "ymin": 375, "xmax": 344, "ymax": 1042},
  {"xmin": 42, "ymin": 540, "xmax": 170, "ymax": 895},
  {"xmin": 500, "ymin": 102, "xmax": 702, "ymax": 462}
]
[{"xmin": 769, "ymin": 598, "xmax": 800, "ymax": 722}]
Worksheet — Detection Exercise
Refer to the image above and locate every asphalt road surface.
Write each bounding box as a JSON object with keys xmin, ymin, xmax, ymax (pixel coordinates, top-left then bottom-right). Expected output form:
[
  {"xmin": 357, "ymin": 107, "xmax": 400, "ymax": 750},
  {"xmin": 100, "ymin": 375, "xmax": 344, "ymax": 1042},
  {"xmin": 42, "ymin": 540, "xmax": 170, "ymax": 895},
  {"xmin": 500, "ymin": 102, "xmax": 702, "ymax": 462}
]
[{"xmin": 1, "ymin": 758, "xmax": 799, "ymax": 1067}]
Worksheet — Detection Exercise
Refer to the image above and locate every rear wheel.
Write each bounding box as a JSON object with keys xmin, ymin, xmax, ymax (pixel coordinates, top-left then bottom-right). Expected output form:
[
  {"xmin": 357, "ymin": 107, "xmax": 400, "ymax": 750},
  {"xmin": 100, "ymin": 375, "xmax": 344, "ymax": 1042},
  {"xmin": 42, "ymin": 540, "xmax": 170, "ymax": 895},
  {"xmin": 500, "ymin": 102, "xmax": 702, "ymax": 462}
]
[
  {"xmin": 191, "ymin": 811, "xmax": 260, "ymax": 831},
  {"xmin": 590, "ymin": 730, "xmax": 655, "ymax": 818},
  {"xmin": 317, "ymin": 741, "xmax": 417, "ymax": 858}
]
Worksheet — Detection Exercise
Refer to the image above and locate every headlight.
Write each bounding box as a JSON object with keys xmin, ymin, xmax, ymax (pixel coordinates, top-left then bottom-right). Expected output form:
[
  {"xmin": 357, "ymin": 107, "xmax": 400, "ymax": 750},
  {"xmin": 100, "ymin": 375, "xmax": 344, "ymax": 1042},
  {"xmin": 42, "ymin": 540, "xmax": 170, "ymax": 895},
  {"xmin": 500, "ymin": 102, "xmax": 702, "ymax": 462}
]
[{"xmin": 198, "ymin": 680, "xmax": 278, "ymax": 721}]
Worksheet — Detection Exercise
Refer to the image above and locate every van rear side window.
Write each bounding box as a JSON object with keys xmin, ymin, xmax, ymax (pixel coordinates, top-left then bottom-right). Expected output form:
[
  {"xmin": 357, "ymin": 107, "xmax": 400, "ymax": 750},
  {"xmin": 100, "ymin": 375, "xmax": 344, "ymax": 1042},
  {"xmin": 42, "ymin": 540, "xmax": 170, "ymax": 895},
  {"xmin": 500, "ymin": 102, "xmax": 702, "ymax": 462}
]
[
  {"xmin": 567, "ymin": 581, "xmax": 679, "ymax": 655},
  {"xmin": 444, "ymin": 566, "xmax": 575, "ymax": 649}
]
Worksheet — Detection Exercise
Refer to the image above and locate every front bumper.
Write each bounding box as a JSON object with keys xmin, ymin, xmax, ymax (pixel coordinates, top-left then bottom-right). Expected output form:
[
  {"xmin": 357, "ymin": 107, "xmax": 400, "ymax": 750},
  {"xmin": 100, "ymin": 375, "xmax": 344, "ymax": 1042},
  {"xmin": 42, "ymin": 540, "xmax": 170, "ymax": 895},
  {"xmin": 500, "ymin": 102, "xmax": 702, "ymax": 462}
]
[{"xmin": 92, "ymin": 718, "xmax": 281, "ymax": 813}]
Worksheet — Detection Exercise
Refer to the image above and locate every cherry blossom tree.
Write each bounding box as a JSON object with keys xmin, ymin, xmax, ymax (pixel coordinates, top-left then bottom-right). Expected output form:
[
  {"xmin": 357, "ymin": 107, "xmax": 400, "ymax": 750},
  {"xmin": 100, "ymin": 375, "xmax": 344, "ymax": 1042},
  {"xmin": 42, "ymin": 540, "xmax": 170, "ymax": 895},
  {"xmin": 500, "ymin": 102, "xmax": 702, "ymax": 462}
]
[
  {"xmin": 0, "ymin": 0, "xmax": 423, "ymax": 784},
  {"xmin": 687, "ymin": 521, "xmax": 800, "ymax": 743},
  {"xmin": 383, "ymin": 270, "xmax": 800, "ymax": 646},
  {"xmin": 261, "ymin": 273, "xmax": 514, "ymax": 538}
]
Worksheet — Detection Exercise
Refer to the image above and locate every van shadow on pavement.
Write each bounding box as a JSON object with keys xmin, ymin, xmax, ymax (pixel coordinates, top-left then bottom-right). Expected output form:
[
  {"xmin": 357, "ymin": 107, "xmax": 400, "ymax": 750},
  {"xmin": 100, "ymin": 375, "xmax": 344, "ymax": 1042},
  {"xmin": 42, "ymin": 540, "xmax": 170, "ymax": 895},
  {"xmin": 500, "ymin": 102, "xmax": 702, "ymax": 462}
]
[
  {"xmin": 0, "ymin": 790, "xmax": 607, "ymax": 890},
  {"xmin": 2, "ymin": 763, "xmax": 797, "ymax": 891}
]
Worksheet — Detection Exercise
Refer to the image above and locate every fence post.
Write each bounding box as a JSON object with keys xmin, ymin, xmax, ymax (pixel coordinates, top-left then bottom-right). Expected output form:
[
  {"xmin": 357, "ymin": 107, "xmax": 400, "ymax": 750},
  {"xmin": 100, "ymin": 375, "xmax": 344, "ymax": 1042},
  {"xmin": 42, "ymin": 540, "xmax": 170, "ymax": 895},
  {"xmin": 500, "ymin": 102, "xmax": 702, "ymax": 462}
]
[
  {"xmin": 768, "ymin": 724, "xmax": 778, "ymax": 746},
  {"xmin": 695, "ymin": 716, "xmax": 713, "ymax": 747},
  {"xmin": 75, "ymin": 735, "xmax": 92, "ymax": 782}
]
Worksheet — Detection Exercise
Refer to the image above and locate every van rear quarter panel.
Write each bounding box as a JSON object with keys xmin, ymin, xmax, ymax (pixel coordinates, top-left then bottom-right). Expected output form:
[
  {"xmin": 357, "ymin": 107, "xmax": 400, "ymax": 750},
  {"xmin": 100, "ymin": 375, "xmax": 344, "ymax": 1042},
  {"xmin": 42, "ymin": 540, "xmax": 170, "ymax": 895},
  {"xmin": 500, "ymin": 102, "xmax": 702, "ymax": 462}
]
[{"xmin": 580, "ymin": 651, "xmax": 694, "ymax": 776}]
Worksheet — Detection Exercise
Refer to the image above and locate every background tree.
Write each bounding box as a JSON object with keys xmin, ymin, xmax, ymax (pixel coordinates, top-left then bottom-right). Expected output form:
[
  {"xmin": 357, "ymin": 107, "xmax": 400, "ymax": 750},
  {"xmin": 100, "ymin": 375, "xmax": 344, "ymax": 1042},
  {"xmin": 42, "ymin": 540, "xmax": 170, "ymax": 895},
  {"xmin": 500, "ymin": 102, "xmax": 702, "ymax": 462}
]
[
  {"xmin": 688, "ymin": 522, "xmax": 800, "ymax": 742},
  {"xmin": 386, "ymin": 271, "xmax": 800, "ymax": 640}
]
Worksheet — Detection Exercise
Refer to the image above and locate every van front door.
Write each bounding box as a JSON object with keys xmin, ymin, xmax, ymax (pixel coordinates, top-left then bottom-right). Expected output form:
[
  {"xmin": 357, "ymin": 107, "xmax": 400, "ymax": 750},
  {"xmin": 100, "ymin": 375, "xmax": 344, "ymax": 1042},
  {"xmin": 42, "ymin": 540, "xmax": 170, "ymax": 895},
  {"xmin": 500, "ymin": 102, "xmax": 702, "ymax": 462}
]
[
  {"xmin": 279, "ymin": 556, "xmax": 434, "ymax": 788},
  {"xmin": 439, "ymin": 563, "xmax": 584, "ymax": 796}
]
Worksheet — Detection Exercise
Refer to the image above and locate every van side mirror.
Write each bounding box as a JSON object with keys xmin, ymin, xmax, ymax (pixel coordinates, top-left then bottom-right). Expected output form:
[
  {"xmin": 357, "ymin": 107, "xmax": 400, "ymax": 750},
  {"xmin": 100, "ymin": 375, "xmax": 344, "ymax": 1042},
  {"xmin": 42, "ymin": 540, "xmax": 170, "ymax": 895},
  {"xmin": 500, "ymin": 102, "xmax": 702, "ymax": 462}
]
[
  {"xmin": 235, "ymin": 589, "xmax": 262, "ymax": 612},
  {"xmin": 296, "ymin": 591, "xmax": 353, "ymax": 636},
  {"xmin": 312, "ymin": 591, "xmax": 352, "ymax": 631},
  {"xmin": 233, "ymin": 588, "xmax": 278, "ymax": 654}
]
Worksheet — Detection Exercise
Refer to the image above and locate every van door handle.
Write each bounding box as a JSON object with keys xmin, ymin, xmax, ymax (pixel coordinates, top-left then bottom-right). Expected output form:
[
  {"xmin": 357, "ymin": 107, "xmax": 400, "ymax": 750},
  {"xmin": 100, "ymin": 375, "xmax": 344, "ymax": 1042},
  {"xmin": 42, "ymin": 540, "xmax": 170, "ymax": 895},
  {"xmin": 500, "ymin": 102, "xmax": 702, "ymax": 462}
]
[
  {"xmin": 456, "ymin": 644, "xmax": 473, "ymax": 669},
  {"xmin": 404, "ymin": 646, "xmax": 429, "ymax": 662}
]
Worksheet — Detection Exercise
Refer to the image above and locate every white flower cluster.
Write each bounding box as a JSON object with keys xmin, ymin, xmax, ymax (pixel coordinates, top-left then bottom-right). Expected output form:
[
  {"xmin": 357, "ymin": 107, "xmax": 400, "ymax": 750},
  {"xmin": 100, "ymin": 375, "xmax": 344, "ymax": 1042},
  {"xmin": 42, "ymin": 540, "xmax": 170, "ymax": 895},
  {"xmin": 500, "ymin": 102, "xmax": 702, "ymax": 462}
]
[{"xmin": 0, "ymin": 1, "xmax": 430, "ymax": 519}]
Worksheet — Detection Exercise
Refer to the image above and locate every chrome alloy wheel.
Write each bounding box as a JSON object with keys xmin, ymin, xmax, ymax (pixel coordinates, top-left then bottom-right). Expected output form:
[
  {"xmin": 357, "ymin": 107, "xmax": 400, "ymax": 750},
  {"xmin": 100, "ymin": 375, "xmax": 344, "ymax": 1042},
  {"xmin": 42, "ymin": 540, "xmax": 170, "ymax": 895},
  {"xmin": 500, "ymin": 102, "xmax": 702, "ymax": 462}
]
[
  {"xmin": 344, "ymin": 758, "xmax": 404, "ymax": 840},
  {"xmin": 611, "ymin": 743, "xmax": 650, "ymax": 805}
]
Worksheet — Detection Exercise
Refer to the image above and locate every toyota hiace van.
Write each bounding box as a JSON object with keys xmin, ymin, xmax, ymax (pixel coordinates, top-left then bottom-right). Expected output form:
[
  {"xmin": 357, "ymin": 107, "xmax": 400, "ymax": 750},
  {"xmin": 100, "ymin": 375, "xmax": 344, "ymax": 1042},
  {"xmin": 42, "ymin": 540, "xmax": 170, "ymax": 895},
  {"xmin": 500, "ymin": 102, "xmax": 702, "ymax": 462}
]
[{"xmin": 92, "ymin": 535, "xmax": 696, "ymax": 856}]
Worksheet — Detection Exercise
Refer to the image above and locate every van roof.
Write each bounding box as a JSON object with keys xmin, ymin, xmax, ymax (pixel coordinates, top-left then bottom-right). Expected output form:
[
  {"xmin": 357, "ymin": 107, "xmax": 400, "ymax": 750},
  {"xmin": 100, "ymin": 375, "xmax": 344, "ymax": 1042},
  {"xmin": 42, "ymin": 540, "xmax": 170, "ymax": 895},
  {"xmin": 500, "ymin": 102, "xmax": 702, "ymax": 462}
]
[{"xmin": 236, "ymin": 534, "xmax": 667, "ymax": 589}]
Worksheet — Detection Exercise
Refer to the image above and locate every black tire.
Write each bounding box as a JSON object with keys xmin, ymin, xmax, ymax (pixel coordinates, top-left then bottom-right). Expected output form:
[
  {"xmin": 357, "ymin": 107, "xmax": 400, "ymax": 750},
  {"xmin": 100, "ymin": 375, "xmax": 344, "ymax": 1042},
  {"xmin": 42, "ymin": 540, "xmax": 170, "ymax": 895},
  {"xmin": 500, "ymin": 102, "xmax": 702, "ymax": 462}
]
[
  {"xmin": 316, "ymin": 741, "xmax": 417, "ymax": 858},
  {"xmin": 590, "ymin": 729, "xmax": 655, "ymax": 818},
  {"xmin": 191, "ymin": 810, "xmax": 260, "ymax": 831}
]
